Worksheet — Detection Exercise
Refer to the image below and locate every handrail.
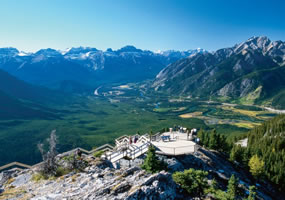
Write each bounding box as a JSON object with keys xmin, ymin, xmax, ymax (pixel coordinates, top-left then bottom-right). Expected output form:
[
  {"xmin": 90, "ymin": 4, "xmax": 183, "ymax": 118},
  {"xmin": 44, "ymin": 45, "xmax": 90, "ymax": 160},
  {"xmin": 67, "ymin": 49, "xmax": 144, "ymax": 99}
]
[
  {"xmin": 107, "ymin": 142, "xmax": 150, "ymax": 162},
  {"xmin": 0, "ymin": 162, "xmax": 32, "ymax": 171},
  {"xmin": 90, "ymin": 144, "xmax": 114, "ymax": 154},
  {"xmin": 128, "ymin": 142, "xmax": 150, "ymax": 159},
  {"xmin": 154, "ymin": 144, "xmax": 196, "ymax": 149},
  {"xmin": 115, "ymin": 134, "xmax": 130, "ymax": 141},
  {"xmin": 155, "ymin": 144, "xmax": 198, "ymax": 156}
]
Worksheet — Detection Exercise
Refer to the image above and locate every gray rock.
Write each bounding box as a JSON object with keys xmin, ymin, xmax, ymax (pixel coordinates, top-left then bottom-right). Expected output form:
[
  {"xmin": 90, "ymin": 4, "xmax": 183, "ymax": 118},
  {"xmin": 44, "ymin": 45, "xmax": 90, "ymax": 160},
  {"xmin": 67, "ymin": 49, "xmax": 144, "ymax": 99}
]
[
  {"xmin": 122, "ymin": 166, "xmax": 140, "ymax": 177},
  {"xmin": 11, "ymin": 173, "xmax": 32, "ymax": 187},
  {"xmin": 166, "ymin": 157, "xmax": 184, "ymax": 172},
  {"xmin": 112, "ymin": 181, "xmax": 131, "ymax": 194}
]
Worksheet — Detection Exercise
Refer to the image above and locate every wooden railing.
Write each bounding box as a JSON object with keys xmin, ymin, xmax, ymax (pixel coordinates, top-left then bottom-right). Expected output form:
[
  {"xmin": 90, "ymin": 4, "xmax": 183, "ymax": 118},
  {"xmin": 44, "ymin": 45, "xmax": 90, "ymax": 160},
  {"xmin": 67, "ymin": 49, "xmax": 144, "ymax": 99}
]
[
  {"xmin": 0, "ymin": 162, "xmax": 32, "ymax": 171},
  {"xmin": 107, "ymin": 142, "xmax": 150, "ymax": 163},
  {"xmin": 155, "ymin": 144, "xmax": 199, "ymax": 156}
]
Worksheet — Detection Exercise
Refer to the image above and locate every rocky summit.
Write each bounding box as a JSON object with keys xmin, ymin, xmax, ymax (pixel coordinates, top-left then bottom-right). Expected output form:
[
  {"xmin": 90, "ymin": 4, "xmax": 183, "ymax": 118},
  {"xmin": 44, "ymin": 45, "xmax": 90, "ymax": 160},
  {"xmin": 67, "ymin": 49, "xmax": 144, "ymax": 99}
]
[{"xmin": 0, "ymin": 147, "xmax": 279, "ymax": 200}]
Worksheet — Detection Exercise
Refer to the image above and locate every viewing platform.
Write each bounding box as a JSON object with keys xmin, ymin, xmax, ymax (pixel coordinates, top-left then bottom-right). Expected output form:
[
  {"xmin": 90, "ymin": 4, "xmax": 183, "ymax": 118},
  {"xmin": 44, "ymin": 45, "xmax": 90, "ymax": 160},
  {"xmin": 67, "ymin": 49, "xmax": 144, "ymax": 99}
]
[
  {"xmin": 152, "ymin": 131, "xmax": 197, "ymax": 156},
  {"xmin": 0, "ymin": 127, "xmax": 199, "ymax": 171},
  {"xmin": 106, "ymin": 127, "xmax": 199, "ymax": 165}
]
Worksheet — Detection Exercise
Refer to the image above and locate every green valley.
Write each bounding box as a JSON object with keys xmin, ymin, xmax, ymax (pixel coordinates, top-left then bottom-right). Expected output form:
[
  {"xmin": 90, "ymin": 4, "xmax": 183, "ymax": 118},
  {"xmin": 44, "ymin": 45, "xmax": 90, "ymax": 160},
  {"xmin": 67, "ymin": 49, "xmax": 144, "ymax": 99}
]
[{"xmin": 0, "ymin": 83, "xmax": 278, "ymax": 166}]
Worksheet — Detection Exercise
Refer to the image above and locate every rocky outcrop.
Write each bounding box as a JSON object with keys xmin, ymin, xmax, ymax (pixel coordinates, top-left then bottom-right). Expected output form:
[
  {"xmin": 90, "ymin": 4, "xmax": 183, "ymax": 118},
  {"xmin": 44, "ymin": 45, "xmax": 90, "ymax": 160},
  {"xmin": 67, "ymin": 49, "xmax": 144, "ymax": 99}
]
[{"xmin": 0, "ymin": 148, "xmax": 281, "ymax": 200}]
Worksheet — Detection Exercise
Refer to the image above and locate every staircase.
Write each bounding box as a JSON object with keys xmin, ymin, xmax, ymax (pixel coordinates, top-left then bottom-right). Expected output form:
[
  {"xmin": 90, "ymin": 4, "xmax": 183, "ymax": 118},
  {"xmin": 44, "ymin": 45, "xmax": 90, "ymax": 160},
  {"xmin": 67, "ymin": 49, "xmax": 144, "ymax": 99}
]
[{"xmin": 106, "ymin": 142, "xmax": 150, "ymax": 164}]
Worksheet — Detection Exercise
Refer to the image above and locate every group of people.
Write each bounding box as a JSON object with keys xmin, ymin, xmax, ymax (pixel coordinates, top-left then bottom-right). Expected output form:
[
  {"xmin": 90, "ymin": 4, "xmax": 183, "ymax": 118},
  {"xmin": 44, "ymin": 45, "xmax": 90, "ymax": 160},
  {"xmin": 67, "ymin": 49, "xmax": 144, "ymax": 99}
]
[{"xmin": 129, "ymin": 135, "xmax": 139, "ymax": 144}]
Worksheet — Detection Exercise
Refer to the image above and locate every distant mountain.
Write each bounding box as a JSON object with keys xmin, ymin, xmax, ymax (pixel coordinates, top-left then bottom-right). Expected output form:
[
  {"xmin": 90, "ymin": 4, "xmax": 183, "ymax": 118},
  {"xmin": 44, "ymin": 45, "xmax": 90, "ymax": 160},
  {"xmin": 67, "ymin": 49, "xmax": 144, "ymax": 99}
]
[
  {"xmin": 153, "ymin": 36, "xmax": 285, "ymax": 108},
  {"xmin": 0, "ymin": 46, "xmax": 206, "ymax": 88}
]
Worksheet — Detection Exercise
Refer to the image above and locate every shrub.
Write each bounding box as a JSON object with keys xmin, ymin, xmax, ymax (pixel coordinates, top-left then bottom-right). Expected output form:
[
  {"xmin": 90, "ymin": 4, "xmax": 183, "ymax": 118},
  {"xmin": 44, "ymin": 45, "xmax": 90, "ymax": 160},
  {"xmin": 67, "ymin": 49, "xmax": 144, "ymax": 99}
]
[
  {"xmin": 37, "ymin": 130, "xmax": 58, "ymax": 176},
  {"xmin": 55, "ymin": 166, "xmax": 70, "ymax": 177},
  {"xmin": 247, "ymin": 185, "xmax": 256, "ymax": 200},
  {"xmin": 172, "ymin": 168, "xmax": 209, "ymax": 197}
]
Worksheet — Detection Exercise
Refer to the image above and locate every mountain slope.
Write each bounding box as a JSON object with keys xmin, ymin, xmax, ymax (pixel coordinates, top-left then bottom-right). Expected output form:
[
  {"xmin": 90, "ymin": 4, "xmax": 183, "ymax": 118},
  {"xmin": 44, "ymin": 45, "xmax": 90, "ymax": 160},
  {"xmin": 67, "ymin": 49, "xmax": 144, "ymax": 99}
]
[
  {"xmin": 0, "ymin": 69, "xmax": 57, "ymax": 103},
  {"xmin": 246, "ymin": 114, "xmax": 285, "ymax": 190},
  {"xmin": 0, "ymin": 90, "xmax": 57, "ymax": 120},
  {"xmin": 153, "ymin": 36, "xmax": 285, "ymax": 108},
  {"xmin": 0, "ymin": 68, "xmax": 62, "ymax": 119}
]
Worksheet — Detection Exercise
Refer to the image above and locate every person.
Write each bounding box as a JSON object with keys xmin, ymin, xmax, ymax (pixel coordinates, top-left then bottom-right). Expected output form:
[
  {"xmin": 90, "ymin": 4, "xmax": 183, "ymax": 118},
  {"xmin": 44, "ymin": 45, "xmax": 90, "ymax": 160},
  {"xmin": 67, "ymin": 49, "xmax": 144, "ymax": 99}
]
[
  {"xmin": 129, "ymin": 136, "xmax": 132, "ymax": 144},
  {"xmin": 187, "ymin": 131, "xmax": 189, "ymax": 140},
  {"xmin": 76, "ymin": 148, "xmax": 82, "ymax": 157}
]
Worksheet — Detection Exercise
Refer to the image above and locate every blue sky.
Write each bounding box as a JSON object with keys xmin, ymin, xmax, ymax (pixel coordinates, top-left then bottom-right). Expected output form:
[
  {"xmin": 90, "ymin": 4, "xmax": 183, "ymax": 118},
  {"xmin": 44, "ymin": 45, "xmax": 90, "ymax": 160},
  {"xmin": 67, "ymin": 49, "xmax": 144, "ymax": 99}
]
[{"xmin": 0, "ymin": 0, "xmax": 284, "ymax": 52}]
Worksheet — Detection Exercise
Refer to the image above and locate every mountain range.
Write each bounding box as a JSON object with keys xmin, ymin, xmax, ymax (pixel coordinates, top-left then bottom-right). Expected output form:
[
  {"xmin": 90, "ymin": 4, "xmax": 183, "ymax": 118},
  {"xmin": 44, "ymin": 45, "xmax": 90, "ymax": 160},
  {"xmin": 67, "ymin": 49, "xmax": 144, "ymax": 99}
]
[
  {"xmin": 153, "ymin": 36, "xmax": 285, "ymax": 108},
  {"xmin": 1, "ymin": 36, "xmax": 285, "ymax": 109},
  {"xmin": 0, "ymin": 46, "xmax": 205, "ymax": 90}
]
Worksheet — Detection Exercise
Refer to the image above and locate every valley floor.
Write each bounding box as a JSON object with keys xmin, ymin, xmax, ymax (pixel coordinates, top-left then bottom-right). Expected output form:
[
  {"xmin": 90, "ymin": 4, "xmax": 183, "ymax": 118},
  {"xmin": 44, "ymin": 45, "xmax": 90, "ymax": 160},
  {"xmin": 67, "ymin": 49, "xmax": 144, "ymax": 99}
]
[{"xmin": 0, "ymin": 84, "xmax": 279, "ymax": 166}]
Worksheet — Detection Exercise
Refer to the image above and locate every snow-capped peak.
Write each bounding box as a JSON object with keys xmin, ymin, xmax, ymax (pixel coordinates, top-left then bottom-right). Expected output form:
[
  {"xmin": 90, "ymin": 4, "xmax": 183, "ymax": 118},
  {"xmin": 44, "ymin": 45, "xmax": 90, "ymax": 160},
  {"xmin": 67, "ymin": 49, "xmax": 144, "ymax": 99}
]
[{"xmin": 18, "ymin": 51, "xmax": 31, "ymax": 56}]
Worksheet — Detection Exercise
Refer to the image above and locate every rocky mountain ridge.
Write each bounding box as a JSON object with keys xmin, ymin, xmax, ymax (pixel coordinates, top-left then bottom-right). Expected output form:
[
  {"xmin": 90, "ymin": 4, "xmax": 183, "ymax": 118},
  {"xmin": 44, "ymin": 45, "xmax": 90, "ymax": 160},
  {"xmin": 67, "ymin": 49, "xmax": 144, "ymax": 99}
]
[
  {"xmin": 153, "ymin": 36, "xmax": 285, "ymax": 108},
  {"xmin": 0, "ymin": 46, "xmax": 206, "ymax": 89}
]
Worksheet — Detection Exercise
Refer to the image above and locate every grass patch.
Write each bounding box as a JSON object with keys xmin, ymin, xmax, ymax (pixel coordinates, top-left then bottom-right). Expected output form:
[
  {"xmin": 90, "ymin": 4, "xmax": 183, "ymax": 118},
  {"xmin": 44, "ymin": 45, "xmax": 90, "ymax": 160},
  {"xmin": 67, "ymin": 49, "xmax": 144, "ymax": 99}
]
[
  {"xmin": 93, "ymin": 150, "xmax": 104, "ymax": 158},
  {"xmin": 234, "ymin": 122, "xmax": 261, "ymax": 129},
  {"xmin": 55, "ymin": 166, "xmax": 71, "ymax": 177},
  {"xmin": 179, "ymin": 112, "xmax": 203, "ymax": 118},
  {"xmin": 31, "ymin": 173, "xmax": 47, "ymax": 182},
  {"xmin": 153, "ymin": 107, "xmax": 175, "ymax": 112}
]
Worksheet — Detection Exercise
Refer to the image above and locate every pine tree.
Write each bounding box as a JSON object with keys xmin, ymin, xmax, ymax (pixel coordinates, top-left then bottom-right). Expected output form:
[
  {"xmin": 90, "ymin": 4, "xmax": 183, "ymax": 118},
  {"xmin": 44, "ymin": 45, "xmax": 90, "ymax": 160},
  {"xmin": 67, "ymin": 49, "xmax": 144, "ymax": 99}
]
[
  {"xmin": 141, "ymin": 145, "xmax": 167, "ymax": 173},
  {"xmin": 227, "ymin": 174, "xmax": 238, "ymax": 200},
  {"xmin": 197, "ymin": 129, "xmax": 206, "ymax": 146},
  {"xmin": 248, "ymin": 154, "xmax": 264, "ymax": 178},
  {"xmin": 230, "ymin": 145, "xmax": 244, "ymax": 163},
  {"xmin": 209, "ymin": 129, "xmax": 218, "ymax": 150}
]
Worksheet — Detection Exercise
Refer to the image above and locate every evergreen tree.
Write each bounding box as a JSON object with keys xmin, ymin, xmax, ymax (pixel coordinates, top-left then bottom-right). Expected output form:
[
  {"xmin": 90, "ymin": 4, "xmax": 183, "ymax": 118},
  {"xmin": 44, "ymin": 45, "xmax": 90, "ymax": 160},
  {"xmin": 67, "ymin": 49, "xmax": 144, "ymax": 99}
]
[
  {"xmin": 229, "ymin": 144, "xmax": 244, "ymax": 163},
  {"xmin": 209, "ymin": 129, "xmax": 218, "ymax": 149},
  {"xmin": 217, "ymin": 134, "xmax": 227, "ymax": 152},
  {"xmin": 227, "ymin": 174, "xmax": 238, "ymax": 200},
  {"xmin": 142, "ymin": 145, "xmax": 167, "ymax": 173},
  {"xmin": 197, "ymin": 129, "xmax": 205, "ymax": 146},
  {"xmin": 248, "ymin": 155, "xmax": 264, "ymax": 178}
]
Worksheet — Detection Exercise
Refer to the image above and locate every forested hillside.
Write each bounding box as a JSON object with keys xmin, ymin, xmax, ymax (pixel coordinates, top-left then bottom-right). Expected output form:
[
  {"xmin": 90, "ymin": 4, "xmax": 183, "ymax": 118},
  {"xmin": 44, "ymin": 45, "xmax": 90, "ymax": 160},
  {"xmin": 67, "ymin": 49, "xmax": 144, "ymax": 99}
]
[
  {"xmin": 247, "ymin": 115, "xmax": 285, "ymax": 190},
  {"xmin": 231, "ymin": 115, "xmax": 285, "ymax": 191}
]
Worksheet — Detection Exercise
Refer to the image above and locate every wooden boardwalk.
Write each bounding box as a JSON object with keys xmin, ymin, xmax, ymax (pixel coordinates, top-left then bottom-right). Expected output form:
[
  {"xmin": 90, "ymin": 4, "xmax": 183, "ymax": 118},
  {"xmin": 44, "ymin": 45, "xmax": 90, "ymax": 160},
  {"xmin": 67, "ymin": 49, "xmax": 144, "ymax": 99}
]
[{"xmin": 0, "ymin": 144, "xmax": 115, "ymax": 172}]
